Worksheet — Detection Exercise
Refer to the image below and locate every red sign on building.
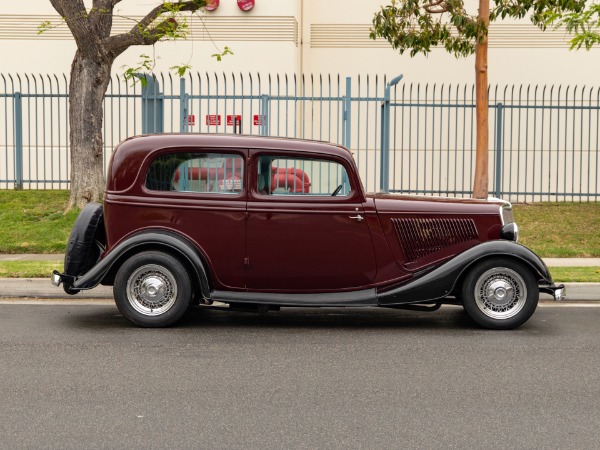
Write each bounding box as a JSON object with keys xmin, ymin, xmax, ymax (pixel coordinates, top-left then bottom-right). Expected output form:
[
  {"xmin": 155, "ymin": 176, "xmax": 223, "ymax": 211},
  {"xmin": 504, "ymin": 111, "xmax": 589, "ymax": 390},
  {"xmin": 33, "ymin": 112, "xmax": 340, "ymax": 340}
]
[
  {"xmin": 237, "ymin": 0, "xmax": 255, "ymax": 11},
  {"xmin": 227, "ymin": 115, "xmax": 242, "ymax": 126},
  {"xmin": 253, "ymin": 115, "xmax": 265, "ymax": 126},
  {"xmin": 187, "ymin": 114, "xmax": 196, "ymax": 126},
  {"xmin": 205, "ymin": 0, "xmax": 219, "ymax": 11},
  {"xmin": 205, "ymin": 115, "xmax": 222, "ymax": 126}
]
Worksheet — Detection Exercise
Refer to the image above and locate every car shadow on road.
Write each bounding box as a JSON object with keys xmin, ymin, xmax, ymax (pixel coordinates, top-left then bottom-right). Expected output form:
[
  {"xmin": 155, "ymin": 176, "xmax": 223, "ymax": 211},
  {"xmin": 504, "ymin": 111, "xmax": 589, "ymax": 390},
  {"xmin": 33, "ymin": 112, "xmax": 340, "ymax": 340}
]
[
  {"xmin": 64, "ymin": 303, "xmax": 553, "ymax": 334},
  {"xmin": 176, "ymin": 305, "xmax": 482, "ymax": 331}
]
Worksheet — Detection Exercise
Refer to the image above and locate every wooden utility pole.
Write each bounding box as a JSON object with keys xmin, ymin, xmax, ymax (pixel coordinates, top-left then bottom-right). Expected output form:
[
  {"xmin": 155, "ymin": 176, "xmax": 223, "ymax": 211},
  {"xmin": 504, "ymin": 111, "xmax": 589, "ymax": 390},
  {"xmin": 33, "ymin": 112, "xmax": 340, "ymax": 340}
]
[{"xmin": 473, "ymin": 0, "xmax": 490, "ymax": 199}]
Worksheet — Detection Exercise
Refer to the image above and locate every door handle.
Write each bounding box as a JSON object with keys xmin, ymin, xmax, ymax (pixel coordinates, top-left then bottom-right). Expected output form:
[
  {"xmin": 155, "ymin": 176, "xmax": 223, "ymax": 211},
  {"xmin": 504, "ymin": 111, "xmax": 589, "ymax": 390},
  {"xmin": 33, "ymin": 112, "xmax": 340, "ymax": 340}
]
[{"xmin": 350, "ymin": 214, "xmax": 364, "ymax": 222}]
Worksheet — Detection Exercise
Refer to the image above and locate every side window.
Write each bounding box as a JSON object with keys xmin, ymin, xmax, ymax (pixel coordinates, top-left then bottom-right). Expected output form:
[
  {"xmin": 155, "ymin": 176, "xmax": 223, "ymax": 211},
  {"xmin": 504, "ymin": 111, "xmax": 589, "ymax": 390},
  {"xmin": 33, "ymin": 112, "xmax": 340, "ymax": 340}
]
[
  {"xmin": 257, "ymin": 156, "xmax": 350, "ymax": 197},
  {"xmin": 146, "ymin": 153, "xmax": 244, "ymax": 194}
]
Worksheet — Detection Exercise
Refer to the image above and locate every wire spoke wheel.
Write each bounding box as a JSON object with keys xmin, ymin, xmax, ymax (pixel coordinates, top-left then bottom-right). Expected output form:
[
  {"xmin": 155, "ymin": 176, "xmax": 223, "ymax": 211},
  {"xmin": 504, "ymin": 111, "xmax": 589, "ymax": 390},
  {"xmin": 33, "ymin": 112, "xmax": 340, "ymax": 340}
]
[
  {"xmin": 126, "ymin": 264, "xmax": 178, "ymax": 316},
  {"xmin": 473, "ymin": 268, "xmax": 527, "ymax": 320},
  {"xmin": 461, "ymin": 258, "xmax": 538, "ymax": 329},
  {"xmin": 114, "ymin": 251, "xmax": 192, "ymax": 327}
]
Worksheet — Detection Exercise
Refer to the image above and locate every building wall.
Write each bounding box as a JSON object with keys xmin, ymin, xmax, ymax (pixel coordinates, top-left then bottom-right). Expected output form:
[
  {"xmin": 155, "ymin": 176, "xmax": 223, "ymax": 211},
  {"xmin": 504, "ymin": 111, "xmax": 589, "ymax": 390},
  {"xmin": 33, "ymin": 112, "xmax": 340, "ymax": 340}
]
[{"xmin": 1, "ymin": 0, "xmax": 598, "ymax": 85}]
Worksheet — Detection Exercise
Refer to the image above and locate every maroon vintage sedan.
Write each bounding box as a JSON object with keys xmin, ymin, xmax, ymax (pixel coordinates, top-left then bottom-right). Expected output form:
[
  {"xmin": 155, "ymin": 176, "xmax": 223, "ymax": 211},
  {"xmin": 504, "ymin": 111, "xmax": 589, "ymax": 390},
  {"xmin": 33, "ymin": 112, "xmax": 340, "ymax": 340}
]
[{"xmin": 52, "ymin": 134, "xmax": 565, "ymax": 328}]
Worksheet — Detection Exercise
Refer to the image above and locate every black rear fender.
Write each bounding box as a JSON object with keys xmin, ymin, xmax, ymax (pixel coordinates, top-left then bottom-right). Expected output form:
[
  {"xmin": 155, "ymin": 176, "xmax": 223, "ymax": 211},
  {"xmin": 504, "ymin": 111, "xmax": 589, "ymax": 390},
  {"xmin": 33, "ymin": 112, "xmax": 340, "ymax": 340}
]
[{"xmin": 71, "ymin": 230, "xmax": 211, "ymax": 299}]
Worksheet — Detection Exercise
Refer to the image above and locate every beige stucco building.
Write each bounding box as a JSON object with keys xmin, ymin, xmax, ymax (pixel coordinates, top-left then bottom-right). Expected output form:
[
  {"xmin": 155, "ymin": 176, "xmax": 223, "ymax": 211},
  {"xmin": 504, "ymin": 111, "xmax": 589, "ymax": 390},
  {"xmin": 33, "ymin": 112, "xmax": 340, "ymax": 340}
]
[{"xmin": 0, "ymin": 0, "xmax": 598, "ymax": 85}]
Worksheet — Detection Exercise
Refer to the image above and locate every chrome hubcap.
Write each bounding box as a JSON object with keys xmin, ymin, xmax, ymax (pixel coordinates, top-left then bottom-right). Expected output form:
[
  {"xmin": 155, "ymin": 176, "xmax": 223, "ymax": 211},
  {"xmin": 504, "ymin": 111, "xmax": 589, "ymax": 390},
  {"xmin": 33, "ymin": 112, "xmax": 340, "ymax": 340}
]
[
  {"xmin": 126, "ymin": 264, "xmax": 177, "ymax": 316},
  {"xmin": 139, "ymin": 276, "xmax": 166, "ymax": 302},
  {"xmin": 474, "ymin": 268, "xmax": 527, "ymax": 320},
  {"xmin": 486, "ymin": 280, "xmax": 513, "ymax": 306}
]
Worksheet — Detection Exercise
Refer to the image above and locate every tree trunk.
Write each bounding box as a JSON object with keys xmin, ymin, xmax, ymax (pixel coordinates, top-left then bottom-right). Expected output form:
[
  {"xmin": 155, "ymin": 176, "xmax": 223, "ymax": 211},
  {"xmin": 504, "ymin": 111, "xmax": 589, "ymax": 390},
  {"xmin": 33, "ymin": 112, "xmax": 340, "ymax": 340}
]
[
  {"xmin": 66, "ymin": 50, "xmax": 113, "ymax": 210},
  {"xmin": 473, "ymin": 0, "xmax": 490, "ymax": 199}
]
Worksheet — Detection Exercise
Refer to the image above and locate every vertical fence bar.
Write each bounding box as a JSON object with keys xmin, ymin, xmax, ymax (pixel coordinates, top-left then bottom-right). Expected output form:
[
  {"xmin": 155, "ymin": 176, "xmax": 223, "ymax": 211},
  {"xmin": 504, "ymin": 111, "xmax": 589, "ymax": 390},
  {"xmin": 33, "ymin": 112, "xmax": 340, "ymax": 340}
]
[
  {"xmin": 380, "ymin": 75, "xmax": 403, "ymax": 193},
  {"xmin": 260, "ymin": 94, "xmax": 269, "ymax": 136},
  {"xmin": 14, "ymin": 91, "xmax": 23, "ymax": 190},
  {"xmin": 344, "ymin": 76, "xmax": 351, "ymax": 149},
  {"xmin": 380, "ymin": 90, "xmax": 389, "ymax": 193},
  {"xmin": 495, "ymin": 102, "xmax": 503, "ymax": 198},
  {"xmin": 179, "ymin": 77, "xmax": 187, "ymax": 133}
]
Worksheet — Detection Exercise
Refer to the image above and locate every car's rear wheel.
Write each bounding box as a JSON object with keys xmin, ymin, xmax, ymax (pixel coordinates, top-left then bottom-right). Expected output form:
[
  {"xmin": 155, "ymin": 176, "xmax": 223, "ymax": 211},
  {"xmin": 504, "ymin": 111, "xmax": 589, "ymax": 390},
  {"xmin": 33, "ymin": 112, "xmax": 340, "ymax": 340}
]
[
  {"xmin": 114, "ymin": 251, "xmax": 192, "ymax": 327},
  {"xmin": 461, "ymin": 258, "xmax": 538, "ymax": 329}
]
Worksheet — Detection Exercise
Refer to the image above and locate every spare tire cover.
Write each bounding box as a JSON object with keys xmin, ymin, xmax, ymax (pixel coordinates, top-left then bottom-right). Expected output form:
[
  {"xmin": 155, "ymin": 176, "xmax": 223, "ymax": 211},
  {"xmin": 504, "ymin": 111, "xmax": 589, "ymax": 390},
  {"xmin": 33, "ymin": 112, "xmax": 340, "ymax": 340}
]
[{"xmin": 64, "ymin": 202, "xmax": 105, "ymax": 278}]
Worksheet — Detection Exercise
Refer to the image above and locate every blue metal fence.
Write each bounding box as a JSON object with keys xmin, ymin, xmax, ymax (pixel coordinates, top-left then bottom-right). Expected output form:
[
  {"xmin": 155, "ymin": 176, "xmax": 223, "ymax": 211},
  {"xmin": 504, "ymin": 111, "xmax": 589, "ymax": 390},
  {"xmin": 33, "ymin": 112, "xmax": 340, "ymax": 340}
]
[{"xmin": 1, "ymin": 72, "xmax": 599, "ymax": 201}]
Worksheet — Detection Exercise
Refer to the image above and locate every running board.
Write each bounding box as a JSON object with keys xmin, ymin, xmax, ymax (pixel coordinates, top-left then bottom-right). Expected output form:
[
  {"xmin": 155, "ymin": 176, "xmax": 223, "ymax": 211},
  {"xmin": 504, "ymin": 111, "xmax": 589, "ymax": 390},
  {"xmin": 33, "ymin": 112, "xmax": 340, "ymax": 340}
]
[{"xmin": 210, "ymin": 289, "xmax": 378, "ymax": 307}]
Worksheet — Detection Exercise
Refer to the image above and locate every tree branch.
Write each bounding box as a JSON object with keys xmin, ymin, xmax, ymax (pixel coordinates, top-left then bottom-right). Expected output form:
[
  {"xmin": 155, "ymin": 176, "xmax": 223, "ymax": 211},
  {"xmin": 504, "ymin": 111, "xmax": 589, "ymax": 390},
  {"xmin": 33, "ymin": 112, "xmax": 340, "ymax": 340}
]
[
  {"xmin": 90, "ymin": 0, "xmax": 116, "ymax": 39},
  {"xmin": 103, "ymin": 0, "xmax": 206, "ymax": 55},
  {"xmin": 424, "ymin": 0, "xmax": 449, "ymax": 14},
  {"xmin": 49, "ymin": 0, "xmax": 99, "ymax": 55}
]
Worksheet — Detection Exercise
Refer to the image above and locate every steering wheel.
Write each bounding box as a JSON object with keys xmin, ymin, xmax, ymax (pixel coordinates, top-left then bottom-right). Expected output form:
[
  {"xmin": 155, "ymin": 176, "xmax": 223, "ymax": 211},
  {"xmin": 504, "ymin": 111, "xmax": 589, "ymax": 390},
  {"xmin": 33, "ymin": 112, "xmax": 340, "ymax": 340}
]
[{"xmin": 331, "ymin": 184, "xmax": 343, "ymax": 196}]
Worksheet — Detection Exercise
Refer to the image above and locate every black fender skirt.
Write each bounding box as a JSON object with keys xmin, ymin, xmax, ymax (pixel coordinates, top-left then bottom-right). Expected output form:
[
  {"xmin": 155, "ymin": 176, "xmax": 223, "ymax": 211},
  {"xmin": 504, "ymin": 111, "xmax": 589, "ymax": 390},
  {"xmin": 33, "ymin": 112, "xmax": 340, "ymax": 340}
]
[
  {"xmin": 68, "ymin": 230, "xmax": 211, "ymax": 298},
  {"xmin": 377, "ymin": 241, "xmax": 553, "ymax": 306}
]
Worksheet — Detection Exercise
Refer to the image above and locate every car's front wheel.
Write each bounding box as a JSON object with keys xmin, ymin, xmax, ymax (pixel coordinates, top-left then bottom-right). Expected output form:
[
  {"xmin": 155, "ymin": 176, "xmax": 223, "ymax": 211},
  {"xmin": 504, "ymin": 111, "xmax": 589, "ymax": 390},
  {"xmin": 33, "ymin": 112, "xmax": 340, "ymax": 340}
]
[
  {"xmin": 461, "ymin": 258, "xmax": 539, "ymax": 329},
  {"xmin": 114, "ymin": 251, "xmax": 192, "ymax": 327}
]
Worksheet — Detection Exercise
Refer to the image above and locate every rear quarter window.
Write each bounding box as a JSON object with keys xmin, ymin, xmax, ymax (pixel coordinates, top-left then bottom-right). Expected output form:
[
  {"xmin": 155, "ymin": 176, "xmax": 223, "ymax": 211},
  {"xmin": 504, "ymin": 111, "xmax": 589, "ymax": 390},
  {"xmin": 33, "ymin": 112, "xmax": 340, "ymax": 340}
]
[{"xmin": 146, "ymin": 153, "xmax": 244, "ymax": 194}]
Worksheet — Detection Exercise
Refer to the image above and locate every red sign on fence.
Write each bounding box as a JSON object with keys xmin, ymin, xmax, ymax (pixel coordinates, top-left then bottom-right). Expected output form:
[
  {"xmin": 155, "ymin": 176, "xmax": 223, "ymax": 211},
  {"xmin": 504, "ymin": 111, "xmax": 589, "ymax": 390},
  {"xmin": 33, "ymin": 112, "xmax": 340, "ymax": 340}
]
[
  {"xmin": 187, "ymin": 114, "xmax": 196, "ymax": 126},
  {"xmin": 205, "ymin": 114, "xmax": 222, "ymax": 126},
  {"xmin": 227, "ymin": 115, "xmax": 242, "ymax": 126},
  {"xmin": 253, "ymin": 115, "xmax": 265, "ymax": 126}
]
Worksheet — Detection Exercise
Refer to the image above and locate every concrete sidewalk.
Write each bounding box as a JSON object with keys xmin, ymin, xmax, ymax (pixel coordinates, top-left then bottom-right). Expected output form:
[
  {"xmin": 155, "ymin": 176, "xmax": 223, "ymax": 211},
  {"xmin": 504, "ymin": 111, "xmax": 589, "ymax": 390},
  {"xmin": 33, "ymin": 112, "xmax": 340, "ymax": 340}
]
[{"xmin": 1, "ymin": 254, "xmax": 600, "ymax": 266}]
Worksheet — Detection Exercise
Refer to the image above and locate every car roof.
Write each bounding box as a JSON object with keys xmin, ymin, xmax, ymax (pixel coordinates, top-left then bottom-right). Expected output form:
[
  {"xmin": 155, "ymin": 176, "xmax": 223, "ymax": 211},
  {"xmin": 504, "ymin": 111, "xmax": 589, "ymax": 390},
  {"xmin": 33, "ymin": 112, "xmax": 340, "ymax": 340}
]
[
  {"xmin": 118, "ymin": 133, "xmax": 349, "ymax": 155},
  {"xmin": 107, "ymin": 134, "xmax": 352, "ymax": 192}
]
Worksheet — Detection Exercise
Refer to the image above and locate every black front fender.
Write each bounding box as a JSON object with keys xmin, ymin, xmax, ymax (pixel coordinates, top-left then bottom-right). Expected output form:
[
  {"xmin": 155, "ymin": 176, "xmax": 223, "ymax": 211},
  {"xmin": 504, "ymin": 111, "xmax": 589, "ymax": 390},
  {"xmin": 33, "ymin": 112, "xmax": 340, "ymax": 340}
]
[
  {"xmin": 377, "ymin": 241, "xmax": 552, "ymax": 306},
  {"xmin": 67, "ymin": 230, "xmax": 211, "ymax": 298}
]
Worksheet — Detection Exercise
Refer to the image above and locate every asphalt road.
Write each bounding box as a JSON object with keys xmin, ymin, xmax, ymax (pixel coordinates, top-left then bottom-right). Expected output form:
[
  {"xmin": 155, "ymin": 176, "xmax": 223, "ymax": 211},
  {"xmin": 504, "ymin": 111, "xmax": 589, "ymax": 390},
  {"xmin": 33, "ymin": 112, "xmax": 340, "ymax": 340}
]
[{"xmin": 0, "ymin": 302, "xmax": 599, "ymax": 449}]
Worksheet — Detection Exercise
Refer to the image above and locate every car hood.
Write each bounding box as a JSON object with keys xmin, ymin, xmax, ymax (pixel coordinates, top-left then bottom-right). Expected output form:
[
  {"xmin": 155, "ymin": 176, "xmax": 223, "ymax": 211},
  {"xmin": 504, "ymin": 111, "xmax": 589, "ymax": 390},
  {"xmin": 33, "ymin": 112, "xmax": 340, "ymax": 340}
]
[{"xmin": 366, "ymin": 192, "xmax": 506, "ymax": 215}]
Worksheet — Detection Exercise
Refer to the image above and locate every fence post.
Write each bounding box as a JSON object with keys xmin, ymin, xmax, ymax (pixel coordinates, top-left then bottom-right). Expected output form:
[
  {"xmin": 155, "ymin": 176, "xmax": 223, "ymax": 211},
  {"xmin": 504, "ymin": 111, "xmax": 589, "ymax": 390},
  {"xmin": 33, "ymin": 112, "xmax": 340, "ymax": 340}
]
[
  {"xmin": 343, "ymin": 77, "xmax": 351, "ymax": 149},
  {"xmin": 380, "ymin": 75, "xmax": 403, "ymax": 193},
  {"xmin": 495, "ymin": 102, "xmax": 504, "ymax": 198},
  {"xmin": 14, "ymin": 91, "xmax": 23, "ymax": 190},
  {"xmin": 141, "ymin": 75, "xmax": 164, "ymax": 134},
  {"xmin": 179, "ymin": 77, "xmax": 188, "ymax": 133},
  {"xmin": 260, "ymin": 94, "xmax": 270, "ymax": 136}
]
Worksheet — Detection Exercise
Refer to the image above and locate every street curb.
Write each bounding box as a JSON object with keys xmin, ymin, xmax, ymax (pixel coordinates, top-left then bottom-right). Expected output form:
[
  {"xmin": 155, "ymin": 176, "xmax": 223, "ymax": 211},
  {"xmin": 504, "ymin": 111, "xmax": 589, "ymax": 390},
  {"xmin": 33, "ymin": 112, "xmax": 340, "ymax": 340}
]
[
  {"xmin": 0, "ymin": 279, "xmax": 597, "ymax": 301},
  {"xmin": 0, "ymin": 278, "xmax": 113, "ymax": 299}
]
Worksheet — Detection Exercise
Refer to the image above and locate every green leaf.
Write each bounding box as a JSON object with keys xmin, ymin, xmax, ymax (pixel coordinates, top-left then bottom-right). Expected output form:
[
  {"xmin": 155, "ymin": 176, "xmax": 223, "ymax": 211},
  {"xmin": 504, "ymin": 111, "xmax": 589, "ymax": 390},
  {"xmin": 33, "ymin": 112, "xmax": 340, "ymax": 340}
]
[{"xmin": 170, "ymin": 64, "xmax": 192, "ymax": 77}]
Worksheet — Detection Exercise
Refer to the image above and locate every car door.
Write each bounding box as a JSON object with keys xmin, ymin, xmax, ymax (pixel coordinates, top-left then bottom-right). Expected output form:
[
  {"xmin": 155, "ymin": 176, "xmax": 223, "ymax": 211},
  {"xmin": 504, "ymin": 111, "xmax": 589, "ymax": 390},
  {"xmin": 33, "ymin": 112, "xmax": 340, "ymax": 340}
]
[
  {"xmin": 245, "ymin": 150, "xmax": 377, "ymax": 292},
  {"xmin": 142, "ymin": 149, "xmax": 248, "ymax": 290}
]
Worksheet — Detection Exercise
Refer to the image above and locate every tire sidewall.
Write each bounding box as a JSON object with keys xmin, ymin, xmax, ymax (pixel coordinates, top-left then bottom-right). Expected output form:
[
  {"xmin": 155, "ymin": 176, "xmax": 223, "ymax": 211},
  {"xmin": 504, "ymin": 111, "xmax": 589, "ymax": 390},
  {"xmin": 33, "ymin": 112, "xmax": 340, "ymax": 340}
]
[
  {"xmin": 461, "ymin": 257, "xmax": 539, "ymax": 330},
  {"xmin": 114, "ymin": 251, "xmax": 192, "ymax": 327}
]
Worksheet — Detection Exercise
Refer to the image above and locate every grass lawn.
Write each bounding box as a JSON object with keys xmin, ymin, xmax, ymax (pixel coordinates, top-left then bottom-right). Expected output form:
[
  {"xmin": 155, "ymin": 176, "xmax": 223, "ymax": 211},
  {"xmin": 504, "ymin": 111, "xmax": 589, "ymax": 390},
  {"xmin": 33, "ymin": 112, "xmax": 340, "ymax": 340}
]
[
  {"xmin": 0, "ymin": 261, "xmax": 62, "ymax": 278},
  {"xmin": 0, "ymin": 191, "xmax": 78, "ymax": 254},
  {"xmin": 514, "ymin": 202, "xmax": 600, "ymax": 257},
  {"xmin": 549, "ymin": 267, "xmax": 600, "ymax": 283}
]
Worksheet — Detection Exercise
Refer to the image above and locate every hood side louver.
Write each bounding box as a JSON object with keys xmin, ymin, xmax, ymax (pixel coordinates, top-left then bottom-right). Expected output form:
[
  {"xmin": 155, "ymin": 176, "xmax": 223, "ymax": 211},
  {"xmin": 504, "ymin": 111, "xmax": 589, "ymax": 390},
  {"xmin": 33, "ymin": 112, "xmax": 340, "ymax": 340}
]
[{"xmin": 392, "ymin": 218, "xmax": 479, "ymax": 263}]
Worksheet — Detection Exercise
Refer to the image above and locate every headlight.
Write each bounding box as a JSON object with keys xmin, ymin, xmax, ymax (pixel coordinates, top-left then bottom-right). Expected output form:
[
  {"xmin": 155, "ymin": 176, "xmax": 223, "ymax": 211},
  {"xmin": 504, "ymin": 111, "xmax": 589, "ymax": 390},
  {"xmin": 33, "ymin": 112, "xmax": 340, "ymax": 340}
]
[{"xmin": 500, "ymin": 222, "xmax": 519, "ymax": 242}]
